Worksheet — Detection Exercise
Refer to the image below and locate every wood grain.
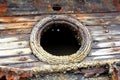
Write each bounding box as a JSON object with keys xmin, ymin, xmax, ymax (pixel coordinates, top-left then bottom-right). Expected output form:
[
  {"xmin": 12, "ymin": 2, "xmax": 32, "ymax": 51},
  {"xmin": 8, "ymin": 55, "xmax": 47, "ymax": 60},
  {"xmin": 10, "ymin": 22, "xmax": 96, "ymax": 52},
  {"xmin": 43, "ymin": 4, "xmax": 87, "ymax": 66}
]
[
  {"xmin": 0, "ymin": 55, "xmax": 38, "ymax": 65},
  {"xmin": 0, "ymin": 48, "xmax": 32, "ymax": 57},
  {"xmin": 0, "ymin": 41, "xmax": 29, "ymax": 50}
]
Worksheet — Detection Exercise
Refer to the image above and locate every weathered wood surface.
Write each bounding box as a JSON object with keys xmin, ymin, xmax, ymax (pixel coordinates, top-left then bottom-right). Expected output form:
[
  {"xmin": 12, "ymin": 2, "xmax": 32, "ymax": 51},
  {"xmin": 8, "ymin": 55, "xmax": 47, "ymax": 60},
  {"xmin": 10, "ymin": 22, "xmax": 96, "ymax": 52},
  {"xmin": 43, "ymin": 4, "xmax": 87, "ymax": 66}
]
[
  {"xmin": 0, "ymin": 12, "xmax": 120, "ymax": 63},
  {"xmin": 0, "ymin": 34, "xmax": 30, "ymax": 43},
  {"xmin": 0, "ymin": 40, "xmax": 120, "ymax": 50},
  {"xmin": 0, "ymin": 48, "xmax": 31, "ymax": 57},
  {"xmin": 0, "ymin": 0, "xmax": 120, "ymax": 16},
  {"xmin": 0, "ymin": 12, "xmax": 120, "ymax": 29},
  {"xmin": 0, "ymin": 0, "xmax": 119, "ymax": 79},
  {"xmin": 0, "ymin": 12, "xmax": 119, "ymax": 80},
  {"xmin": 0, "ymin": 55, "xmax": 38, "ymax": 65},
  {"xmin": 0, "ymin": 41, "xmax": 29, "ymax": 50}
]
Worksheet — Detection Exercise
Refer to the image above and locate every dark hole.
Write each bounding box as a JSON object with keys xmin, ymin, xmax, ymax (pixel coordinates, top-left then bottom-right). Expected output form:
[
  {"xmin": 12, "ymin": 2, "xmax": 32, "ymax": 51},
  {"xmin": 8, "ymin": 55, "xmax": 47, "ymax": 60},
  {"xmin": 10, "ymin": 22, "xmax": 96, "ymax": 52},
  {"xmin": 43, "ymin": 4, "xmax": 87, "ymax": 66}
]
[
  {"xmin": 52, "ymin": 4, "xmax": 62, "ymax": 11},
  {"xmin": 40, "ymin": 23, "xmax": 81, "ymax": 56}
]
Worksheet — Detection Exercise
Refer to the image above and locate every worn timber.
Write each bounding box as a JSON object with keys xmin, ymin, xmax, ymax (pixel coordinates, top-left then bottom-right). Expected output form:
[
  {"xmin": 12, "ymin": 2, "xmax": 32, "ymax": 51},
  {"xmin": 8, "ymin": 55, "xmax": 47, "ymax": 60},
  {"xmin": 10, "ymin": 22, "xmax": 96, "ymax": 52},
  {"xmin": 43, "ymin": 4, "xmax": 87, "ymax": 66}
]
[{"xmin": 0, "ymin": 0, "xmax": 120, "ymax": 80}]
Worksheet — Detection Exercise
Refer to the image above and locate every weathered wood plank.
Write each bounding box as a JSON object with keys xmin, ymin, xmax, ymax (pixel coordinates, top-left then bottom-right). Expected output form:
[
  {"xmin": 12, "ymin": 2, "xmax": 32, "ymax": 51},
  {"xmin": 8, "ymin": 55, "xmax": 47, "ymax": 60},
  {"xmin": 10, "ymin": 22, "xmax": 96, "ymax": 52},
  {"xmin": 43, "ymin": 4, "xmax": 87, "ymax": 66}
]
[
  {"xmin": 0, "ymin": 39, "xmax": 120, "ymax": 50},
  {"xmin": 92, "ymin": 40, "xmax": 120, "ymax": 49},
  {"xmin": 0, "ymin": 28, "xmax": 31, "ymax": 36},
  {"xmin": 0, "ymin": 34, "xmax": 30, "ymax": 43},
  {"xmin": 0, "ymin": 41, "xmax": 29, "ymax": 50},
  {"xmin": 0, "ymin": 46, "xmax": 120, "ymax": 59},
  {"xmin": 0, "ymin": 32, "xmax": 120, "ymax": 43},
  {"xmin": 0, "ymin": 12, "xmax": 119, "ymax": 23},
  {"xmin": 89, "ymin": 47, "xmax": 120, "ymax": 56},
  {"xmin": 93, "ymin": 34, "xmax": 120, "ymax": 42},
  {"xmin": 0, "ymin": 15, "xmax": 46, "ymax": 23},
  {"xmin": 0, "ymin": 24, "xmax": 120, "ymax": 38},
  {"xmin": 0, "ymin": 55, "xmax": 38, "ymax": 65},
  {"xmin": 0, "ymin": 13, "xmax": 119, "ymax": 30},
  {"xmin": 78, "ymin": 17, "xmax": 120, "ymax": 26},
  {"xmin": 0, "ymin": 48, "xmax": 31, "ymax": 57},
  {"xmin": 0, "ymin": 16, "xmax": 39, "ymax": 23},
  {"xmin": 0, "ymin": 22, "xmax": 35, "ymax": 29},
  {"xmin": 72, "ymin": 12, "xmax": 120, "ymax": 19},
  {"xmin": 86, "ymin": 25, "xmax": 120, "ymax": 31},
  {"xmin": 0, "ymin": 25, "xmax": 119, "ymax": 37},
  {"xmin": 0, "ymin": 0, "xmax": 119, "ymax": 16},
  {"xmin": 84, "ymin": 55, "xmax": 120, "ymax": 62},
  {"xmin": 74, "ymin": 13, "xmax": 120, "ymax": 26},
  {"xmin": 91, "ymin": 29, "xmax": 120, "ymax": 36}
]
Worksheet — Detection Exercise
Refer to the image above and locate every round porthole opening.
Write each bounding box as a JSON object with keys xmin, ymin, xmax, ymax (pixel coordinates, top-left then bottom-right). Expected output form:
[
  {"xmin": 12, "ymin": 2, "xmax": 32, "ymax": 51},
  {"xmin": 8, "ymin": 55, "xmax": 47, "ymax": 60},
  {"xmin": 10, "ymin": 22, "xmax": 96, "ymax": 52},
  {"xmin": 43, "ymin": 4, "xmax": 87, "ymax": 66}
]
[
  {"xmin": 40, "ymin": 22, "xmax": 82, "ymax": 56},
  {"xmin": 30, "ymin": 15, "xmax": 91, "ymax": 64}
]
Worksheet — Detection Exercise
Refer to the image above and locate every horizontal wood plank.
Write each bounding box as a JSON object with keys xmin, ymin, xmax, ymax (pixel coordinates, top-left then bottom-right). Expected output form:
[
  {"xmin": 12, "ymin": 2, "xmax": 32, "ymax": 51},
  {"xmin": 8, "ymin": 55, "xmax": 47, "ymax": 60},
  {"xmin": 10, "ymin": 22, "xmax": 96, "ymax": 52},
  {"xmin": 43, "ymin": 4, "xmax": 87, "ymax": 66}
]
[
  {"xmin": 0, "ymin": 28, "xmax": 31, "ymax": 36},
  {"xmin": 0, "ymin": 13, "xmax": 119, "ymax": 30},
  {"xmin": 89, "ymin": 47, "xmax": 120, "ymax": 56},
  {"xmin": 0, "ymin": 48, "xmax": 32, "ymax": 57},
  {"xmin": 0, "ymin": 46, "xmax": 120, "ymax": 59},
  {"xmin": 0, "ymin": 22, "xmax": 35, "ymax": 29},
  {"xmin": 0, "ymin": 55, "xmax": 38, "ymax": 65},
  {"xmin": 84, "ymin": 55, "xmax": 120, "ymax": 62},
  {"xmin": 0, "ymin": 32, "xmax": 120, "ymax": 43},
  {"xmin": 0, "ymin": 16, "xmax": 39, "ymax": 23},
  {"xmin": 93, "ymin": 34, "xmax": 120, "ymax": 42},
  {"xmin": 0, "ymin": 34, "xmax": 30, "ymax": 43},
  {"xmin": 0, "ymin": 41, "xmax": 29, "ymax": 50},
  {"xmin": 0, "ymin": 39, "xmax": 120, "ymax": 50},
  {"xmin": 92, "ymin": 40, "xmax": 120, "ymax": 49}
]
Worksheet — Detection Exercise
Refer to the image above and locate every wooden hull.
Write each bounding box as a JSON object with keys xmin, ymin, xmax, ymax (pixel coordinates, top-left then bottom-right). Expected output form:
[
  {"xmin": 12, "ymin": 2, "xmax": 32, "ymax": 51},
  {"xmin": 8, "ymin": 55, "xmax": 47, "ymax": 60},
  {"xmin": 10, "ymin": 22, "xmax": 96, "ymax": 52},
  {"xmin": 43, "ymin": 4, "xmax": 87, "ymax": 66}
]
[{"xmin": 0, "ymin": 0, "xmax": 120, "ymax": 80}]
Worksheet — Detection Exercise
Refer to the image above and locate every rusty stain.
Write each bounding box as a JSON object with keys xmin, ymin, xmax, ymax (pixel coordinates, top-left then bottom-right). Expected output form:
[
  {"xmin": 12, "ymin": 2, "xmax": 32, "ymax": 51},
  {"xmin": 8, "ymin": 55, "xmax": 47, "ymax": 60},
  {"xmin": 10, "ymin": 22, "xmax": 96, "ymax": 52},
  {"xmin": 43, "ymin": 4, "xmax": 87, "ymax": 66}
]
[
  {"xmin": 19, "ymin": 72, "xmax": 32, "ymax": 78},
  {"xmin": 7, "ymin": 30, "xmax": 17, "ymax": 34},
  {"xmin": 0, "ymin": 72, "xmax": 4, "ymax": 78},
  {"xmin": 0, "ymin": 4, "xmax": 7, "ymax": 16},
  {"xmin": 112, "ymin": 67, "xmax": 118, "ymax": 80},
  {"xmin": 113, "ymin": 0, "xmax": 120, "ymax": 11},
  {"xmin": 112, "ymin": 48, "xmax": 120, "ymax": 52},
  {"xmin": 0, "ymin": 0, "xmax": 119, "ymax": 16},
  {"xmin": 0, "ymin": 70, "xmax": 32, "ymax": 80},
  {"xmin": 18, "ymin": 57, "xmax": 28, "ymax": 61},
  {"xmin": 6, "ymin": 71, "xmax": 17, "ymax": 80},
  {"xmin": 0, "ymin": 0, "xmax": 120, "ymax": 80},
  {"xmin": 47, "ymin": 5, "xmax": 53, "ymax": 11}
]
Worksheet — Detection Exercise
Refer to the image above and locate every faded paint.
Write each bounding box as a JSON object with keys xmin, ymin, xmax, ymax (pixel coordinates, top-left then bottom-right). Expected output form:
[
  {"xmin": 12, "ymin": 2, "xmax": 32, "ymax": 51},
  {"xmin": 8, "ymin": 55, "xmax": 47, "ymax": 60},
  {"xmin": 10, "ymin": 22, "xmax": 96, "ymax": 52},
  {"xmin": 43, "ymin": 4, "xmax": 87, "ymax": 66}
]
[
  {"xmin": 0, "ymin": 0, "xmax": 119, "ymax": 15},
  {"xmin": 0, "ymin": 0, "xmax": 120, "ymax": 80}
]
